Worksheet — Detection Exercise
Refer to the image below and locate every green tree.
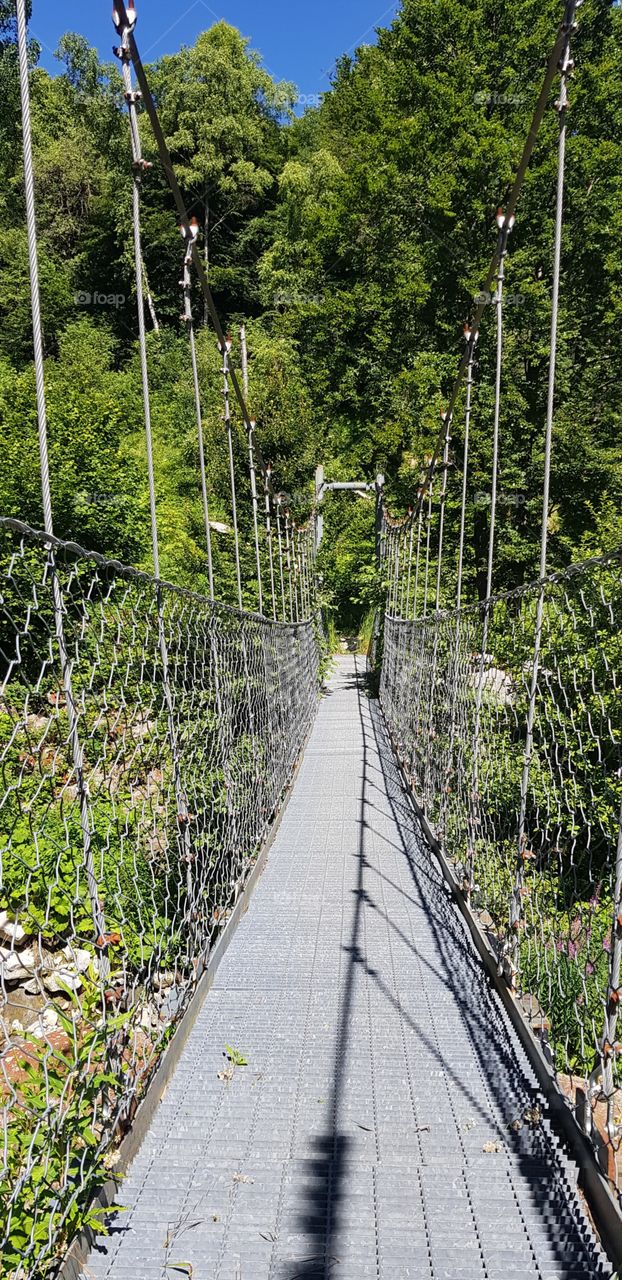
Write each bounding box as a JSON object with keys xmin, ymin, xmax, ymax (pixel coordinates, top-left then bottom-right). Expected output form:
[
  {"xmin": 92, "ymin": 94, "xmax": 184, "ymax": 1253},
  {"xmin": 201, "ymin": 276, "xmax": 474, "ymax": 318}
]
[{"xmin": 144, "ymin": 23, "xmax": 295, "ymax": 321}]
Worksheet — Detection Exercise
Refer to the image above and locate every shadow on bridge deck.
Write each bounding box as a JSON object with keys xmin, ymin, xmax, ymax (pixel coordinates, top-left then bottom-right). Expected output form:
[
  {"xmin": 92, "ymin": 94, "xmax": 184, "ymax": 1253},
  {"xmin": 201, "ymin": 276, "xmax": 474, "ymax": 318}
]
[{"xmin": 84, "ymin": 657, "xmax": 610, "ymax": 1280}]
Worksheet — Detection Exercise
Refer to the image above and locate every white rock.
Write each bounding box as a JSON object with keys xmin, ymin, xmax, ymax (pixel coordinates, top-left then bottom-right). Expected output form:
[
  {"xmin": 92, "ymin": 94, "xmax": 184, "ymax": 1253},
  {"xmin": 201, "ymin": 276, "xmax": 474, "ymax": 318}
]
[
  {"xmin": 0, "ymin": 911, "xmax": 30, "ymax": 947},
  {"xmin": 42, "ymin": 968, "xmax": 83, "ymax": 995},
  {"xmin": 60, "ymin": 946, "xmax": 91, "ymax": 975},
  {"xmin": 34, "ymin": 1008, "xmax": 60, "ymax": 1034},
  {"xmin": 153, "ymin": 971, "xmax": 172, "ymax": 991},
  {"xmin": 0, "ymin": 948, "xmax": 37, "ymax": 985},
  {"xmin": 468, "ymin": 664, "xmax": 513, "ymax": 705},
  {"xmin": 140, "ymin": 1004, "xmax": 159, "ymax": 1033},
  {"xmin": 10, "ymin": 1019, "xmax": 24, "ymax": 1037}
]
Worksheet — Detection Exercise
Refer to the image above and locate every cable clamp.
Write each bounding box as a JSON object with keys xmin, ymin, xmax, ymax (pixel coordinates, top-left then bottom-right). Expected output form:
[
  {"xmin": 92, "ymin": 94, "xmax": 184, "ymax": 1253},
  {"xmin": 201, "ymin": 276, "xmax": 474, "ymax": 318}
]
[
  {"xmin": 112, "ymin": 4, "xmax": 137, "ymax": 36},
  {"xmin": 496, "ymin": 207, "xmax": 516, "ymax": 232},
  {"xmin": 563, "ymin": 0, "xmax": 583, "ymax": 34},
  {"xmin": 179, "ymin": 217, "xmax": 200, "ymax": 244},
  {"xmin": 558, "ymin": 54, "xmax": 575, "ymax": 74}
]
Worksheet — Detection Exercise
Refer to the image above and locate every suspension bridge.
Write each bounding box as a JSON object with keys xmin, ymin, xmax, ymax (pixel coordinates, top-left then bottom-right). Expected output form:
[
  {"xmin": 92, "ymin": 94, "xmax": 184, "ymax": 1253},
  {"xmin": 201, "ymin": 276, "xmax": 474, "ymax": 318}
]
[{"xmin": 1, "ymin": 2, "xmax": 622, "ymax": 1278}]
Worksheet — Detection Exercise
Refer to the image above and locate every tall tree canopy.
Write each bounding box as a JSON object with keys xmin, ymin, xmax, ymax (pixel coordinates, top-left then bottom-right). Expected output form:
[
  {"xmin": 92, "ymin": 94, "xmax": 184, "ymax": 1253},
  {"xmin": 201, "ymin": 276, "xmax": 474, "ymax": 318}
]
[{"xmin": 0, "ymin": 1, "xmax": 620, "ymax": 626}]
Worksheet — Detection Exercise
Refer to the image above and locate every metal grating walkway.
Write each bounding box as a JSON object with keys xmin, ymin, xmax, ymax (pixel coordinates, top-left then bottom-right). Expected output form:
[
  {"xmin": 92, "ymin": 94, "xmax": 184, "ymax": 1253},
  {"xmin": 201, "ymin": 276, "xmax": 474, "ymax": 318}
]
[{"xmin": 85, "ymin": 656, "xmax": 610, "ymax": 1280}]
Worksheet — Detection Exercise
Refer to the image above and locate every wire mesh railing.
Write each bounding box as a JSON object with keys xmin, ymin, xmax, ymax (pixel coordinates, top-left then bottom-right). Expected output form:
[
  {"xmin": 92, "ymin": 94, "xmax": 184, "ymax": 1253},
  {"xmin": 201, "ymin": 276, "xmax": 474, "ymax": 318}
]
[
  {"xmin": 0, "ymin": 518, "xmax": 320, "ymax": 1277},
  {"xmin": 380, "ymin": 548, "xmax": 622, "ymax": 1183}
]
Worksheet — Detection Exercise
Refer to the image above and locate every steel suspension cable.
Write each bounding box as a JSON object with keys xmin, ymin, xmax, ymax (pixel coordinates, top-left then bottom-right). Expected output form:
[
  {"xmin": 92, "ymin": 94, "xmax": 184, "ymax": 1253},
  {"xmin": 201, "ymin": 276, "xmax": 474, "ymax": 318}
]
[
  {"xmin": 264, "ymin": 465, "xmax": 278, "ymax": 621},
  {"xmin": 456, "ymin": 328, "xmax": 478, "ymax": 608},
  {"xmin": 284, "ymin": 512, "xmax": 295, "ymax": 622},
  {"xmin": 513, "ymin": 1, "xmax": 577, "ymax": 973},
  {"xmin": 441, "ymin": 329, "xmax": 478, "ymax": 842},
  {"xmin": 435, "ymin": 413, "xmax": 453, "ymax": 610},
  {"xmin": 464, "ymin": 215, "xmax": 513, "ymax": 895},
  {"xmin": 276, "ymin": 497, "xmax": 287, "ymax": 621},
  {"xmin": 399, "ymin": 516, "xmax": 412, "ymax": 618},
  {"xmin": 240, "ymin": 325, "xmax": 264, "ymax": 615},
  {"xmin": 179, "ymin": 225, "xmax": 230, "ymax": 837},
  {"xmin": 118, "ymin": 27, "xmax": 160, "ymax": 578},
  {"xmin": 413, "ymin": 495, "xmax": 424, "ymax": 620},
  {"xmin": 486, "ymin": 212, "xmax": 513, "ymax": 600},
  {"xmin": 299, "ymin": 531, "xmax": 308, "ymax": 619},
  {"xmin": 220, "ymin": 336, "xmax": 243, "ymax": 610},
  {"xmin": 17, "ymin": 0, "xmax": 108, "ymax": 970},
  {"xmin": 181, "ymin": 225, "xmax": 214, "ymax": 598},
  {"xmin": 296, "ymin": 530, "xmax": 303, "ymax": 620},
  {"xmin": 17, "ymin": 0, "xmax": 52, "ymax": 539},
  {"xmin": 405, "ymin": 520, "xmax": 415, "ymax": 618},
  {"xmin": 390, "ymin": 527, "xmax": 401, "ymax": 616},
  {"xmin": 114, "ymin": 7, "xmax": 195, "ymax": 916},
  {"xmin": 423, "ymin": 481, "xmax": 434, "ymax": 619},
  {"xmin": 294, "ymin": 525, "xmax": 302, "ymax": 623}
]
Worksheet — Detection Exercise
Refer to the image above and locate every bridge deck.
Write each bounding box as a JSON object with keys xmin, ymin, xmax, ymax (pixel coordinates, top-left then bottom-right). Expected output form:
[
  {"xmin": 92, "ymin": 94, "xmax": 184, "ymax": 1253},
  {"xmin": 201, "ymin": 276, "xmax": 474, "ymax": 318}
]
[{"xmin": 86, "ymin": 657, "xmax": 609, "ymax": 1280}]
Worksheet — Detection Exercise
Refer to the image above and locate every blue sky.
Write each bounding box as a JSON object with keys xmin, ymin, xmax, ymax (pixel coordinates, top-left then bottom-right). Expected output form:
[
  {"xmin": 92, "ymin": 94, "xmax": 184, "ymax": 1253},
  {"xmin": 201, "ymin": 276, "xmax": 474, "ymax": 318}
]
[{"xmin": 31, "ymin": 1, "xmax": 400, "ymax": 103}]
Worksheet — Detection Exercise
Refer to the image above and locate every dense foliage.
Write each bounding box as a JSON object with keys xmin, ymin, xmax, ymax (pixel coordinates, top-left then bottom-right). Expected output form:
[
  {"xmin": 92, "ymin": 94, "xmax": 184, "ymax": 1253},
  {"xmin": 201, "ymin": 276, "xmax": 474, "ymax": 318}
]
[{"xmin": 0, "ymin": 1, "xmax": 619, "ymax": 624}]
